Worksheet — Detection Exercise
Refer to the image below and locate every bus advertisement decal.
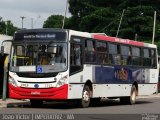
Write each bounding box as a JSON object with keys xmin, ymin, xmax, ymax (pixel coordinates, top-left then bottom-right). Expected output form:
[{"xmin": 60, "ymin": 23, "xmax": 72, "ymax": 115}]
[{"xmin": 114, "ymin": 67, "xmax": 130, "ymax": 81}]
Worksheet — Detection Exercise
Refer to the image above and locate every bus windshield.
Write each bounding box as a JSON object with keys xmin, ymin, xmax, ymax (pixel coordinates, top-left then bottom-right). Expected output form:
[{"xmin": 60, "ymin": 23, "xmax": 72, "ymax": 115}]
[{"xmin": 10, "ymin": 42, "xmax": 67, "ymax": 73}]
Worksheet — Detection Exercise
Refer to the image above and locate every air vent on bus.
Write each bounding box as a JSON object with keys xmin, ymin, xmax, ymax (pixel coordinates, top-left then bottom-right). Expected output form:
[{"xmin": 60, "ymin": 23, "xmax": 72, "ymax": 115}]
[{"xmin": 16, "ymin": 72, "xmax": 58, "ymax": 78}]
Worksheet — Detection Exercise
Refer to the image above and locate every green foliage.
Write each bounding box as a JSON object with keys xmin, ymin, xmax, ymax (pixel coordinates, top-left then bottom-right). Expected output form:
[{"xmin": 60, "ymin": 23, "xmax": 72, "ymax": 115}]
[
  {"xmin": 43, "ymin": 15, "xmax": 64, "ymax": 28},
  {"xmin": 0, "ymin": 17, "xmax": 18, "ymax": 36},
  {"xmin": 67, "ymin": 0, "xmax": 160, "ymax": 42},
  {"xmin": 79, "ymin": 8, "xmax": 116, "ymax": 32},
  {"xmin": 43, "ymin": 0, "xmax": 160, "ymax": 46},
  {"xmin": 154, "ymin": 42, "xmax": 160, "ymax": 55}
]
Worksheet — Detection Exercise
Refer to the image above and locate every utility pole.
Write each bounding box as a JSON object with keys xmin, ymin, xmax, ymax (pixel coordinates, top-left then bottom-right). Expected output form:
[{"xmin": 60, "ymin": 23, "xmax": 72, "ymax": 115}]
[
  {"xmin": 20, "ymin": 16, "xmax": 25, "ymax": 29},
  {"xmin": 135, "ymin": 33, "xmax": 138, "ymax": 41},
  {"xmin": 5, "ymin": 21, "xmax": 8, "ymax": 35},
  {"xmin": 116, "ymin": 9, "xmax": 125, "ymax": 37},
  {"xmin": 31, "ymin": 18, "xmax": 34, "ymax": 29},
  {"xmin": 152, "ymin": 11, "xmax": 156, "ymax": 44},
  {"xmin": 62, "ymin": 0, "xmax": 68, "ymax": 29}
]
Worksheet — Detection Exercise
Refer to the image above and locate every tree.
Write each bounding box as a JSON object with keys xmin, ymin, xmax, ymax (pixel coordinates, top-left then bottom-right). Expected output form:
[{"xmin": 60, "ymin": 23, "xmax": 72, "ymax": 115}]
[
  {"xmin": 0, "ymin": 17, "xmax": 6, "ymax": 34},
  {"xmin": 0, "ymin": 17, "xmax": 18, "ymax": 36},
  {"xmin": 43, "ymin": 15, "xmax": 65, "ymax": 28},
  {"xmin": 68, "ymin": 0, "xmax": 160, "ymax": 42},
  {"xmin": 79, "ymin": 8, "xmax": 116, "ymax": 33},
  {"xmin": 43, "ymin": 0, "xmax": 160, "ymax": 45}
]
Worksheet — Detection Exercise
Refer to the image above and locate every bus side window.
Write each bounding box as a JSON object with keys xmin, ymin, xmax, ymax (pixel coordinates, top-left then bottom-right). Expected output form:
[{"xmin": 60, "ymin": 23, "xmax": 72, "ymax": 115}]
[
  {"xmin": 108, "ymin": 43, "xmax": 121, "ymax": 65},
  {"xmin": 70, "ymin": 42, "xmax": 83, "ymax": 75},
  {"xmin": 132, "ymin": 47, "xmax": 141, "ymax": 66},
  {"xmin": 96, "ymin": 41, "xmax": 108, "ymax": 64},
  {"xmin": 74, "ymin": 44, "xmax": 81, "ymax": 65},
  {"xmin": 85, "ymin": 40, "xmax": 96, "ymax": 63},
  {"xmin": 143, "ymin": 48, "xmax": 150, "ymax": 67},
  {"xmin": 121, "ymin": 45, "xmax": 131, "ymax": 65},
  {"xmin": 150, "ymin": 49, "xmax": 156, "ymax": 67}
]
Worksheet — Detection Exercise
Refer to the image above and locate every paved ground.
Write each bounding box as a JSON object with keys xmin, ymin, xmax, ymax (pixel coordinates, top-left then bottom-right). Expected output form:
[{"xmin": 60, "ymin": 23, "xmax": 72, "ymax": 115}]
[
  {"xmin": 0, "ymin": 93, "xmax": 160, "ymax": 108},
  {"xmin": 0, "ymin": 94, "xmax": 160, "ymax": 120}
]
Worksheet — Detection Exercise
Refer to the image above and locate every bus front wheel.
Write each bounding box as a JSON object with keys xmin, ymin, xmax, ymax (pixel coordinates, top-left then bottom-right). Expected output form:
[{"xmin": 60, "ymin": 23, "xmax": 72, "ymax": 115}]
[{"xmin": 80, "ymin": 85, "xmax": 91, "ymax": 108}]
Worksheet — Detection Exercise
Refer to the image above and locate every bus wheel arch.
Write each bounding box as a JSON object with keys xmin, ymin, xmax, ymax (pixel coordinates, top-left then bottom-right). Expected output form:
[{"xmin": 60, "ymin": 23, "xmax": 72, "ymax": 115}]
[
  {"xmin": 120, "ymin": 82, "xmax": 138, "ymax": 105},
  {"xmin": 129, "ymin": 83, "xmax": 138, "ymax": 105},
  {"xmin": 85, "ymin": 80, "xmax": 93, "ymax": 97},
  {"xmin": 133, "ymin": 82, "xmax": 138, "ymax": 96}
]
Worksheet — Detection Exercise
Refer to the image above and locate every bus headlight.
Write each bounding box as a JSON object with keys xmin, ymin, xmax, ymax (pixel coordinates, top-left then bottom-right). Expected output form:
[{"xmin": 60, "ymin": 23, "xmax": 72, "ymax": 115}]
[
  {"xmin": 56, "ymin": 75, "xmax": 68, "ymax": 87},
  {"xmin": 9, "ymin": 75, "xmax": 18, "ymax": 87}
]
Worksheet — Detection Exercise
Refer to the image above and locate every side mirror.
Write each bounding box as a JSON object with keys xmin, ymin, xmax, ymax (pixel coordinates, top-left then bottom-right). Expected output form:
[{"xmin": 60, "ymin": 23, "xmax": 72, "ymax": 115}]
[{"xmin": 1, "ymin": 46, "xmax": 4, "ymax": 56}]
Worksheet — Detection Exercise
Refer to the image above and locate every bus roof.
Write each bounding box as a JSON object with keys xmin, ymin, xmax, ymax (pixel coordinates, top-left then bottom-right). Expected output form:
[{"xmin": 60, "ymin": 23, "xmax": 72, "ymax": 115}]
[
  {"xmin": 69, "ymin": 30, "xmax": 91, "ymax": 38},
  {"xmin": 92, "ymin": 34, "xmax": 157, "ymax": 48},
  {"xmin": 15, "ymin": 28, "xmax": 67, "ymax": 34},
  {"xmin": 14, "ymin": 28, "xmax": 157, "ymax": 48}
]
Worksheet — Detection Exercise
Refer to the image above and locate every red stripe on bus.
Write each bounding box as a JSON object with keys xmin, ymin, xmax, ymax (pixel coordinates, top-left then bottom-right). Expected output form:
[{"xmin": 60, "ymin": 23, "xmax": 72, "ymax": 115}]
[
  {"xmin": 93, "ymin": 34, "xmax": 144, "ymax": 46},
  {"xmin": 9, "ymin": 84, "xmax": 68, "ymax": 100}
]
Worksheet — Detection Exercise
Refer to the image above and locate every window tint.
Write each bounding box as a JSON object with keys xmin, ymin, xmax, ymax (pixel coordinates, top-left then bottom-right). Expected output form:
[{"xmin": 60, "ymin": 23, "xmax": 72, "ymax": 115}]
[
  {"xmin": 16, "ymin": 45, "xmax": 25, "ymax": 56},
  {"xmin": 85, "ymin": 40, "xmax": 96, "ymax": 63},
  {"xmin": 131, "ymin": 47, "xmax": 141, "ymax": 66},
  {"xmin": 121, "ymin": 45, "xmax": 131, "ymax": 65},
  {"xmin": 143, "ymin": 49, "xmax": 149, "ymax": 58},
  {"xmin": 70, "ymin": 44, "xmax": 82, "ymax": 66},
  {"xmin": 121, "ymin": 45, "xmax": 129, "ymax": 56},
  {"xmin": 109, "ymin": 43, "xmax": 117, "ymax": 54},
  {"xmin": 151, "ymin": 49, "xmax": 155, "ymax": 57},
  {"xmin": 96, "ymin": 42, "xmax": 107, "ymax": 52},
  {"xmin": 150, "ymin": 49, "xmax": 156, "ymax": 67},
  {"xmin": 96, "ymin": 41, "xmax": 109, "ymax": 64},
  {"xmin": 143, "ymin": 48, "xmax": 151, "ymax": 66},
  {"xmin": 108, "ymin": 43, "xmax": 121, "ymax": 65},
  {"xmin": 70, "ymin": 36, "xmax": 83, "ymax": 75},
  {"xmin": 132, "ymin": 47, "xmax": 140, "ymax": 56}
]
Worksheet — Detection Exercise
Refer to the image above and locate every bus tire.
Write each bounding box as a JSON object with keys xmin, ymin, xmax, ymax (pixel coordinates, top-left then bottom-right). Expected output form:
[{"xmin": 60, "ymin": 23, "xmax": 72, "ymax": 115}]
[
  {"xmin": 30, "ymin": 99, "xmax": 43, "ymax": 107},
  {"xmin": 120, "ymin": 85, "xmax": 137, "ymax": 105},
  {"xmin": 80, "ymin": 85, "xmax": 91, "ymax": 108},
  {"xmin": 130, "ymin": 85, "xmax": 137, "ymax": 105}
]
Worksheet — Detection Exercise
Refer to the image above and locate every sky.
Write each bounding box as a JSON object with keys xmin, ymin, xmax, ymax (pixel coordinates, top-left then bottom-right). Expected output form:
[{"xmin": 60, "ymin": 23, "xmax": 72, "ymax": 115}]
[{"xmin": 0, "ymin": 0, "xmax": 70, "ymax": 29}]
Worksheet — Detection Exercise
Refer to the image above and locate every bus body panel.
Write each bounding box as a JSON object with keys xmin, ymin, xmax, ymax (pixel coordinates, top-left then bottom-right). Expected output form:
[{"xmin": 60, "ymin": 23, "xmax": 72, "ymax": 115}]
[
  {"xmin": 92, "ymin": 83, "xmax": 157, "ymax": 98},
  {"xmin": 138, "ymin": 84, "xmax": 157, "ymax": 95},
  {"xmin": 149, "ymin": 69, "xmax": 159, "ymax": 83},
  {"xmin": 92, "ymin": 84, "xmax": 131, "ymax": 97},
  {"xmin": 68, "ymin": 84, "xmax": 84, "ymax": 99},
  {"xmin": 69, "ymin": 65, "xmax": 94, "ymax": 83},
  {"xmin": 9, "ymin": 83, "xmax": 68, "ymax": 100}
]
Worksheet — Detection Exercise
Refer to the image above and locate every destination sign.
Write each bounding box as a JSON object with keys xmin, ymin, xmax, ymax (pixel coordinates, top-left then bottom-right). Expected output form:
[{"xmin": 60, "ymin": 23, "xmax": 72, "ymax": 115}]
[
  {"xmin": 24, "ymin": 34, "xmax": 56, "ymax": 39},
  {"xmin": 14, "ymin": 31, "xmax": 66, "ymax": 41}
]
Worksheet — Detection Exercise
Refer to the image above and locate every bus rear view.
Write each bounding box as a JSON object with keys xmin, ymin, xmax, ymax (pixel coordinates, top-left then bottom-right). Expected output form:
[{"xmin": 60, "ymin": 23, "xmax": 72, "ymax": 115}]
[{"xmin": 9, "ymin": 29, "xmax": 68, "ymax": 106}]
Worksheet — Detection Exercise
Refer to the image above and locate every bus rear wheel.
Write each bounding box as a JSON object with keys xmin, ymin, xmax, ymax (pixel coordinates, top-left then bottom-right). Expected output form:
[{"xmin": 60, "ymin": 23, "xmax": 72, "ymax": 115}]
[
  {"xmin": 120, "ymin": 85, "xmax": 137, "ymax": 105},
  {"xmin": 30, "ymin": 99, "xmax": 43, "ymax": 107},
  {"xmin": 80, "ymin": 85, "xmax": 91, "ymax": 108},
  {"xmin": 130, "ymin": 85, "xmax": 137, "ymax": 104}
]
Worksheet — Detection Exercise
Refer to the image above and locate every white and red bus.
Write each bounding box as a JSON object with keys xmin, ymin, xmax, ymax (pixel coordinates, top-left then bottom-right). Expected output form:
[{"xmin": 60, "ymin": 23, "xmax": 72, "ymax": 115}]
[{"xmin": 6, "ymin": 28, "xmax": 158, "ymax": 107}]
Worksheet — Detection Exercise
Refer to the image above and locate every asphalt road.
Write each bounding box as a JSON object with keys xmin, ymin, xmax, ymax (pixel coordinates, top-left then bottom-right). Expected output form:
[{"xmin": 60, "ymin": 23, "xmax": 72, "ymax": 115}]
[{"xmin": 0, "ymin": 97, "xmax": 160, "ymax": 120}]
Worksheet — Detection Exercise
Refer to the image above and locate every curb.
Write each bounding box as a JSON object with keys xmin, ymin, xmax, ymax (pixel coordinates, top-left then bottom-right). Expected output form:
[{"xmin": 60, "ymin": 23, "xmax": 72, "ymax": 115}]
[
  {"xmin": 0, "ymin": 103, "xmax": 7, "ymax": 108},
  {"xmin": 0, "ymin": 99, "xmax": 29, "ymax": 108},
  {"xmin": 137, "ymin": 93, "xmax": 160, "ymax": 99}
]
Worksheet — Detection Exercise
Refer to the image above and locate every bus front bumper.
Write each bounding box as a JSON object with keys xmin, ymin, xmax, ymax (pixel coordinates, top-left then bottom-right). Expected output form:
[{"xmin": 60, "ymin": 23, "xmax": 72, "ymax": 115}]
[{"xmin": 9, "ymin": 84, "xmax": 68, "ymax": 100}]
